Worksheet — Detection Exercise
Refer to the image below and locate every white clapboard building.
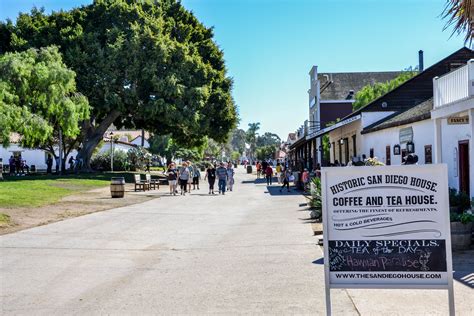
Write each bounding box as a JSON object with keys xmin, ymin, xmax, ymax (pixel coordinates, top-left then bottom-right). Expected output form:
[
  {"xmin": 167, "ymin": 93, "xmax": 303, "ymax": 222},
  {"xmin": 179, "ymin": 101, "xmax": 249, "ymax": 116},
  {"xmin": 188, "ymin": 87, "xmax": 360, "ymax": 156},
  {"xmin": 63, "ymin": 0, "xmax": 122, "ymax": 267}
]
[{"xmin": 316, "ymin": 48, "xmax": 473, "ymax": 199}]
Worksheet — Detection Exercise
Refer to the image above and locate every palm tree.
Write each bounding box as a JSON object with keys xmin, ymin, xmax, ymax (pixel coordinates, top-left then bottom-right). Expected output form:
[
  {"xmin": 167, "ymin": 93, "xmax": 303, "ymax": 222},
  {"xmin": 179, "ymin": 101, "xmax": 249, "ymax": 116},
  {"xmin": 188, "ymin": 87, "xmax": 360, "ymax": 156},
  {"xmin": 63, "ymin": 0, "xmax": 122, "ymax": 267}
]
[
  {"xmin": 245, "ymin": 122, "xmax": 260, "ymax": 161},
  {"xmin": 442, "ymin": 0, "xmax": 473, "ymax": 45}
]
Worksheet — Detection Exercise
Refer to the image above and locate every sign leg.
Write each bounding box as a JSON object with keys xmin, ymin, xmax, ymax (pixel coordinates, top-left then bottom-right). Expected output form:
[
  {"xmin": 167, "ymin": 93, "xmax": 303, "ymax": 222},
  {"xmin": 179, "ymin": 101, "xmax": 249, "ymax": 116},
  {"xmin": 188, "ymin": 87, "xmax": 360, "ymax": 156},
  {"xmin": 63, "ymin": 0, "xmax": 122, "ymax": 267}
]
[
  {"xmin": 448, "ymin": 286, "xmax": 455, "ymax": 316},
  {"xmin": 325, "ymin": 287, "xmax": 331, "ymax": 316}
]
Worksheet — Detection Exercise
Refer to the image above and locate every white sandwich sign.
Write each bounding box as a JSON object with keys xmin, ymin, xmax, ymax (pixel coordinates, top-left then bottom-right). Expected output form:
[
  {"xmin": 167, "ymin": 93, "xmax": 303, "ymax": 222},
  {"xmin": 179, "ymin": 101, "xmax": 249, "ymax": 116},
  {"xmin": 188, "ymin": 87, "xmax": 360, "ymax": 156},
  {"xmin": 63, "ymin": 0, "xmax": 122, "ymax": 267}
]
[{"xmin": 321, "ymin": 164, "xmax": 454, "ymax": 315}]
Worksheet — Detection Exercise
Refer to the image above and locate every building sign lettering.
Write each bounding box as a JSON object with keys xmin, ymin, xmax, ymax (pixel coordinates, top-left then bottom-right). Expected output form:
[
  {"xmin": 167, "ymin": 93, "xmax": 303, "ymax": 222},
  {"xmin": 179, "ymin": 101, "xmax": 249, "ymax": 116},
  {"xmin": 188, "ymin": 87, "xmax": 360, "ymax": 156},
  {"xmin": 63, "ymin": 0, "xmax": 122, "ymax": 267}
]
[{"xmin": 447, "ymin": 116, "xmax": 469, "ymax": 125}]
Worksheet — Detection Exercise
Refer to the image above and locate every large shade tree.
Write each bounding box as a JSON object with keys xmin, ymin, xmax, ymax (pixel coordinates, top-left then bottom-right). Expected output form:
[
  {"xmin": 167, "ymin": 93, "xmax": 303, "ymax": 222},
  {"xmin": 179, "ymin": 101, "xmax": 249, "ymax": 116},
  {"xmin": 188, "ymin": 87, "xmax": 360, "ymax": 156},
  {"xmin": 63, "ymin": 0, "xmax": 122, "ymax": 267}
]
[
  {"xmin": 0, "ymin": 46, "xmax": 89, "ymax": 158},
  {"xmin": 0, "ymin": 0, "xmax": 237, "ymax": 169},
  {"xmin": 256, "ymin": 132, "xmax": 281, "ymax": 148}
]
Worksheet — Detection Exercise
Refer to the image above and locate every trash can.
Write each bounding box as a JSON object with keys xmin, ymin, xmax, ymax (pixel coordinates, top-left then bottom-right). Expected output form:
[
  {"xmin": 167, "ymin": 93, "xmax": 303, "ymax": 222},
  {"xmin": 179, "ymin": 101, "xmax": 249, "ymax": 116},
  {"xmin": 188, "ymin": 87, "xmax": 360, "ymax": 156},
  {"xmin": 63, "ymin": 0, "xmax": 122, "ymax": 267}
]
[
  {"xmin": 110, "ymin": 177, "xmax": 125, "ymax": 198},
  {"xmin": 247, "ymin": 165, "xmax": 252, "ymax": 174}
]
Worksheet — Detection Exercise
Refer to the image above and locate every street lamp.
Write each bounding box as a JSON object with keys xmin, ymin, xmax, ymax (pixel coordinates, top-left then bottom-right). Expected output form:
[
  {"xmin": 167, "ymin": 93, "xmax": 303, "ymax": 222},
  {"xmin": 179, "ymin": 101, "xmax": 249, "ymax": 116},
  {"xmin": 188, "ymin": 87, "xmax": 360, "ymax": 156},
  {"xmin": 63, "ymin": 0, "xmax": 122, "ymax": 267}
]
[{"xmin": 109, "ymin": 132, "xmax": 114, "ymax": 172}]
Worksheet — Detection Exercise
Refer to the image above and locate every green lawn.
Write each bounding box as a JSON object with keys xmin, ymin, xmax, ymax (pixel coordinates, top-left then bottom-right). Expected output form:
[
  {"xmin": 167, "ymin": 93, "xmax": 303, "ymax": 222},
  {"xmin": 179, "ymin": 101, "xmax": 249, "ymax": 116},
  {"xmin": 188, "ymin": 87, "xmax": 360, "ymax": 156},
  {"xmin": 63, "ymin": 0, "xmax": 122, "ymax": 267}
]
[
  {"xmin": 0, "ymin": 178, "xmax": 109, "ymax": 208},
  {"xmin": 0, "ymin": 172, "xmax": 165, "ymax": 208}
]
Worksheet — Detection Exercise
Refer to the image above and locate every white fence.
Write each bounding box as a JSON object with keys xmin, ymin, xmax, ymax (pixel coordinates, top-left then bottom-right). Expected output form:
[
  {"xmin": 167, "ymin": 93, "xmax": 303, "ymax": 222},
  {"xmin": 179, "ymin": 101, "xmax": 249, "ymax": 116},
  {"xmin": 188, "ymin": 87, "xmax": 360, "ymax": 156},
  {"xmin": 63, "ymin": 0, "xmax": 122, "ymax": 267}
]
[{"xmin": 433, "ymin": 59, "xmax": 474, "ymax": 108}]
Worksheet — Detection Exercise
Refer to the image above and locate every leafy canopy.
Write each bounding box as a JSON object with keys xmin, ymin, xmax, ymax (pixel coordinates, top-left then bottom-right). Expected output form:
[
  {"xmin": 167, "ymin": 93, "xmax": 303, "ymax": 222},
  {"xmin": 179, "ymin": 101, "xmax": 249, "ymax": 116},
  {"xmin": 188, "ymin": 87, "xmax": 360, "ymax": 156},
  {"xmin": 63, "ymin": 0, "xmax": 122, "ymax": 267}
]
[
  {"xmin": 0, "ymin": 46, "xmax": 89, "ymax": 147},
  {"xmin": 352, "ymin": 71, "xmax": 417, "ymax": 111},
  {"xmin": 256, "ymin": 145, "xmax": 276, "ymax": 161},
  {"xmin": 256, "ymin": 132, "xmax": 281, "ymax": 147},
  {"xmin": 1, "ymin": 0, "xmax": 237, "ymax": 147}
]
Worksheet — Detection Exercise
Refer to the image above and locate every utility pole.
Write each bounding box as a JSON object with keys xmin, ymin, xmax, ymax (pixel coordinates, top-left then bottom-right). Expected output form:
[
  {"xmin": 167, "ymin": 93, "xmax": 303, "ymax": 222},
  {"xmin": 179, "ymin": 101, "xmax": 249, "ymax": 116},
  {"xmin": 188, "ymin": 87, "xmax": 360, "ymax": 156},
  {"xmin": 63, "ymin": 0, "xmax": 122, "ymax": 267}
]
[{"xmin": 110, "ymin": 132, "xmax": 114, "ymax": 172}]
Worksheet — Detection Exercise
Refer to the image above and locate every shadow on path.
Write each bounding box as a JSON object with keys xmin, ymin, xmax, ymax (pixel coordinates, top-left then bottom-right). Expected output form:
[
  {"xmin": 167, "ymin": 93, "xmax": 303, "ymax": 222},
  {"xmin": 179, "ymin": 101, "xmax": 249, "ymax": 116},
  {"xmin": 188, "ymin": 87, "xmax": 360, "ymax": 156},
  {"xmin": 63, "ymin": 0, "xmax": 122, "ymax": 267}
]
[
  {"xmin": 453, "ymin": 250, "xmax": 474, "ymax": 289},
  {"xmin": 312, "ymin": 257, "xmax": 324, "ymax": 265},
  {"xmin": 264, "ymin": 185, "xmax": 301, "ymax": 196},
  {"xmin": 241, "ymin": 178, "xmax": 270, "ymax": 184}
]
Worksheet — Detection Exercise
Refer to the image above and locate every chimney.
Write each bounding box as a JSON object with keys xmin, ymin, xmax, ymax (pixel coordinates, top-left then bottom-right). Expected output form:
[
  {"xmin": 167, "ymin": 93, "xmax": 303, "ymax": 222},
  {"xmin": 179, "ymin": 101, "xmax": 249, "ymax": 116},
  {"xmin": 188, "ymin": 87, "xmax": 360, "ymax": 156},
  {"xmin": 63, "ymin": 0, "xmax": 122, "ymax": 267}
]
[{"xmin": 418, "ymin": 50, "xmax": 424, "ymax": 72}]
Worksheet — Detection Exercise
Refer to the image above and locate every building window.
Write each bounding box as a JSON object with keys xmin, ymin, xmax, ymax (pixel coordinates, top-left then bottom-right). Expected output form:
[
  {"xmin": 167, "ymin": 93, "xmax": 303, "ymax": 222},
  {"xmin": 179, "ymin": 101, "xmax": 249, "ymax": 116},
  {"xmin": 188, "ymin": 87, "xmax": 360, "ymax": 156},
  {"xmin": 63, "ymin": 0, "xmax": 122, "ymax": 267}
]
[
  {"xmin": 424, "ymin": 145, "xmax": 432, "ymax": 164},
  {"xmin": 370, "ymin": 148, "xmax": 374, "ymax": 158},
  {"xmin": 386, "ymin": 146, "xmax": 391, "ymax": 165}
]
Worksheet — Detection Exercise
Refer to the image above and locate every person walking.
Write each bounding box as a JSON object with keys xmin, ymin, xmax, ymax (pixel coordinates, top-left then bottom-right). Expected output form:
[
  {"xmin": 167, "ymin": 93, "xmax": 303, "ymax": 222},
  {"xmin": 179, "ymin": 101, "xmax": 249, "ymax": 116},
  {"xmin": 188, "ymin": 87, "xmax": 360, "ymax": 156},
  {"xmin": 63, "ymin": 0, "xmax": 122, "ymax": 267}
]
[
  {"xmin": 204, "ymin": 164, "xmax": 216, "ymax": 194},
  {"xmin": 302, "ymin": 168, "xmax": 310, "ymax": 191},
  {"xmin": 275, "ymin": 162, "xmax": 282, "ymax": 184},
  {"xmin": 216, "ymin": 162, "xmax": 228, "ymax": 194},
  {"xmin": 46, "ymin": 155, "xmax": 53, "ymax": 174},
  {"xmin": 187, "ymin": 161, "xmax": 194, "ymax": 192},
  {"xmin": 265, "ymin": 165, "xmax": 273, "ymax": 185},
  {"xmin": 261, "ymin": 160, "xmax": 268, "ymax": 173},
  {"xmin": 15, "ymin": 156, "xmax": 21, "ymax": 175},
  {"xmin": 193, "ymin": 166, "xmax": 201, "ymax": 190},
  {"xmin": 226, "ymin": 162, "xmax": 235, "ymax": 192},
  {"xmin": 68, "ymin": 156, "xmax": 75, "ymax": 171},
  {"xmin": 178, "ymin": 162, "xmax": 190, "ymax": 195},
  {"xmin": 8, "ymin": 156, "xmax": 15, "ymax": 176},
  {"xmin": 256, "ymin": 161, "xmax": 261, "ymax": 179},
  {"xmin": 280, "ymin": 169, "xmax": 291, "ymax": 193},
  {"xmin": 167, "ymin": 162, "xmax": 178, "ymax": 195}
]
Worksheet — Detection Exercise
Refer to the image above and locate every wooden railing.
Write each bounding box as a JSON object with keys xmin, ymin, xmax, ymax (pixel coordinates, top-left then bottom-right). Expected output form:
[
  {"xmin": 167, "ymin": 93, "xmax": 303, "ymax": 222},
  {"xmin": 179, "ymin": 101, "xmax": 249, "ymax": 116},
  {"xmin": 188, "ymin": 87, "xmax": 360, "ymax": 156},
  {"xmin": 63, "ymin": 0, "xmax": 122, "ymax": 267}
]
[{"xmin": 433, "ymin": 60, "xmax": 473, "ymax": 108}]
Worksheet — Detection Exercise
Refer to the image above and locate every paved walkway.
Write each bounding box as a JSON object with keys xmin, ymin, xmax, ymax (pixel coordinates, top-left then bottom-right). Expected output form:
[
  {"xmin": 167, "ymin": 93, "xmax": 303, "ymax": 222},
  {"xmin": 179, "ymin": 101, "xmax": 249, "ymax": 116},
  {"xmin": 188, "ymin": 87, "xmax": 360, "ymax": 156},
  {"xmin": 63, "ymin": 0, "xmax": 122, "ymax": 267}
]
[{"xmin": 1, "ymin": 168, "xmax": 472, "ymax": 315}]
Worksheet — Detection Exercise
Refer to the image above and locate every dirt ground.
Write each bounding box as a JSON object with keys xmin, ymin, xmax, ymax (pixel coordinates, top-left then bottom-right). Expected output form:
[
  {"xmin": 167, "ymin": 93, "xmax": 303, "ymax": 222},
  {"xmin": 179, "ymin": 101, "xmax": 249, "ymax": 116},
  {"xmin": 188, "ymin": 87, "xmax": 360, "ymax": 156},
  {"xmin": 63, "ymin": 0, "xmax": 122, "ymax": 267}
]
[{"xmin": 0, "ymin": 184, "xmax": 159, "ymax": 235}]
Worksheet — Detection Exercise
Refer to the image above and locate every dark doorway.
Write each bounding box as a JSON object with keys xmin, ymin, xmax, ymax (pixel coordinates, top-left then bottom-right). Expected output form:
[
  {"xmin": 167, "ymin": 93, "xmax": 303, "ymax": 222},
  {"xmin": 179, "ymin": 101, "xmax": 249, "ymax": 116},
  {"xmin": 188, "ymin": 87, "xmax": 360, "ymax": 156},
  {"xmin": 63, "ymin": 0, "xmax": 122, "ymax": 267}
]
[
  {"xmin": 386, "ymin": 146, "xmax": 391, "ymax": 165},
  {"xmin": 459, "ymin": 140, "xmax": 470, "ymax": 196},
  {"xmin": 344, "ymin": 138, "xmax": 349, "ymax": 164},
  {"xmin": 352, "ymin": 135, "xmax": 357, "ymax": 157}
]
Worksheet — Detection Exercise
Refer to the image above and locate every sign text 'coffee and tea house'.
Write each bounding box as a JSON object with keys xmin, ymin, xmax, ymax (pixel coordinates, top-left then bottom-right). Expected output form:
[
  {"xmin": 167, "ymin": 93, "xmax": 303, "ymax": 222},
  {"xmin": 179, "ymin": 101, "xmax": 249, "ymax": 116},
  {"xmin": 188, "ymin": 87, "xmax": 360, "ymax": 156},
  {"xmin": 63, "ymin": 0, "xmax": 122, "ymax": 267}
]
[{"xmin": 322, "ymin": 165, "xmax": 452, "ymax": 290}]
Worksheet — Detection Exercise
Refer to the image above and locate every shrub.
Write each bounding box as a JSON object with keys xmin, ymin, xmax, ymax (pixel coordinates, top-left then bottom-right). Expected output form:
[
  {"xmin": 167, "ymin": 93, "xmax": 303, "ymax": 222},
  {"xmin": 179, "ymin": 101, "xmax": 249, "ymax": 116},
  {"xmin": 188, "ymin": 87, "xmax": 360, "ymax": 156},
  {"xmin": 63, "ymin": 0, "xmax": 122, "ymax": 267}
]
[
  {"xmin": 305, "ymin": 177, "xmax": 322, "ymax": 219},
  {"xmin": 127, "ymin": 147, "xmax": 152, "ymax": 171},
  {"xmin": 91, "ymin": 150, "xmax": 130, "ymax": 171},
  {"xmin": 449, "ymin": 188, "xmax": 471, "ymax": 211}
]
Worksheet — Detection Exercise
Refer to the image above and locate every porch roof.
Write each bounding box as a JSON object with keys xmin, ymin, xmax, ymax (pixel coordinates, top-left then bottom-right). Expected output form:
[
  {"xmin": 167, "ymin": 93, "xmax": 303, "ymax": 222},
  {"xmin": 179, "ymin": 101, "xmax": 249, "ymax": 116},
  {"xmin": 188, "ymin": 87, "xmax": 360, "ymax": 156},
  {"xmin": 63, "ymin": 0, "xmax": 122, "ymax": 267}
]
[{"xmin": 361, "ymin": 98, "xmax": 433, "ymax": 134}]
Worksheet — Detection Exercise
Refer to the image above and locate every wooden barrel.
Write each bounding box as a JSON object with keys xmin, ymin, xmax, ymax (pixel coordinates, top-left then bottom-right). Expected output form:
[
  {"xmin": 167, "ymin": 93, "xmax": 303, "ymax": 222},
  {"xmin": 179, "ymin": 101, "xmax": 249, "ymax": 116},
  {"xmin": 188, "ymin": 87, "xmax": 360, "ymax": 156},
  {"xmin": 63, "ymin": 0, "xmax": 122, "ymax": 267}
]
[
  {"xmin": 110, "ymin": 177, "xmax": 125, "ymax": 198},
  {"xmin": 451, "ymin": 222, "xmax": 473, "ymax": 250}
]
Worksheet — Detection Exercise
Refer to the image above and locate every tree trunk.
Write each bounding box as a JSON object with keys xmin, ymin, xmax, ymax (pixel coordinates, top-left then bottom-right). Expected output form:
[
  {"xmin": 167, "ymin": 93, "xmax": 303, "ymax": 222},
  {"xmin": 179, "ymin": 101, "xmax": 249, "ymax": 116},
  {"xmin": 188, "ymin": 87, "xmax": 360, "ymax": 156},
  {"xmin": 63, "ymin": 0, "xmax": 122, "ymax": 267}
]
[{"xmin": 77, "ymin": 110, "xmax": 121, "ymax": 171}]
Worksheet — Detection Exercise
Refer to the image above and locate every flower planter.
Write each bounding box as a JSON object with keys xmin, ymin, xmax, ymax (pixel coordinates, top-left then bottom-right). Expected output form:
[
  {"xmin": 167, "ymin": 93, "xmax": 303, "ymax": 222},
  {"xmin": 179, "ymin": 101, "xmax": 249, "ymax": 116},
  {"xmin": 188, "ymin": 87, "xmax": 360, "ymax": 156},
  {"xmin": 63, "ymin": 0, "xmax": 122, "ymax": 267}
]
[{"xmin": 451, "ymin": 221, "xmax": 473, "ymax": 250}]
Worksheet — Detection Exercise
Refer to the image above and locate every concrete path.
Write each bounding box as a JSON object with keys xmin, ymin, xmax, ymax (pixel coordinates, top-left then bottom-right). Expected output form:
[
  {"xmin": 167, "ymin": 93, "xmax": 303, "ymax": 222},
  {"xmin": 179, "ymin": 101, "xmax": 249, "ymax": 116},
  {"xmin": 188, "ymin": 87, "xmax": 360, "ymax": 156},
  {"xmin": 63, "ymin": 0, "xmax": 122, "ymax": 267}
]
[{"xmin": 1, "ymin": 168, "xmax": 472, "ymax": 315}]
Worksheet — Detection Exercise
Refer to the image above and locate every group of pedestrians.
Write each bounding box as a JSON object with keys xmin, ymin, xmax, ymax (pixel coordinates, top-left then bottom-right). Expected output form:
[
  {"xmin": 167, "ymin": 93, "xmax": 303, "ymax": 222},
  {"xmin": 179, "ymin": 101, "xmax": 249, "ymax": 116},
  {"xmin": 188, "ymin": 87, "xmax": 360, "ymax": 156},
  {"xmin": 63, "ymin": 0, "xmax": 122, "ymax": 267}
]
[
  {"xmin": 8, "ymin": 155, "xmax": 30, "ymax": 175},
  {"xmin": 166, "ymin": 161, "xmax": 235, "ymax": 196},
  {"xmin": 255, "ymin": 160, "xmax": 293, "ymax": 193}
]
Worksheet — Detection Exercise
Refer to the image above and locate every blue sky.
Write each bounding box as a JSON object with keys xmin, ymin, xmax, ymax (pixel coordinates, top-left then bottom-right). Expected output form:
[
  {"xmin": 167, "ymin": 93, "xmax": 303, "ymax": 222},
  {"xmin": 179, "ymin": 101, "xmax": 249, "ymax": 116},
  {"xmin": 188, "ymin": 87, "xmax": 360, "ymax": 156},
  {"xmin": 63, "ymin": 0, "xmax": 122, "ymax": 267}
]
[{"xmin": 0, "ymin": 0, "xmax": 468, "ymax": 139}]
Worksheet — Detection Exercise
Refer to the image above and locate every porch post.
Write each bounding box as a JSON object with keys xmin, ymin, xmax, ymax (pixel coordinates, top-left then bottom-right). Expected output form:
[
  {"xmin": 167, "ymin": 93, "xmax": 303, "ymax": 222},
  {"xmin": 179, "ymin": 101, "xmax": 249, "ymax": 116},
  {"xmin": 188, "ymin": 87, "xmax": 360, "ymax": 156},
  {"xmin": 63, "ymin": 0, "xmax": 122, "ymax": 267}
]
[
  {"xmin": 434, "ymin": 118, "xmax": 442, "ymax": 164},
  {"xmin": 469, "ymin": 108, "xmax": 474, "ymax": 199}
]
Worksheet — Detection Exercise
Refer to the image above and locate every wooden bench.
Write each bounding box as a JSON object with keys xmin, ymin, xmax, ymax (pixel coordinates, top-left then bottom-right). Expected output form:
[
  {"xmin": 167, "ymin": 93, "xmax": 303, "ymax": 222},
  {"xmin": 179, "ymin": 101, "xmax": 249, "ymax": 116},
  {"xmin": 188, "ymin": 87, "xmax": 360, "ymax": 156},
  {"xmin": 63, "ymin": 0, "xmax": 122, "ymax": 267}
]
[
  {"xmin": 146, "ymin": 173, "xmax": 159, "ymax": 190},
  {"xmin": 134, "ymin": 174, "xmax": 149, "ymax": 191}
]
